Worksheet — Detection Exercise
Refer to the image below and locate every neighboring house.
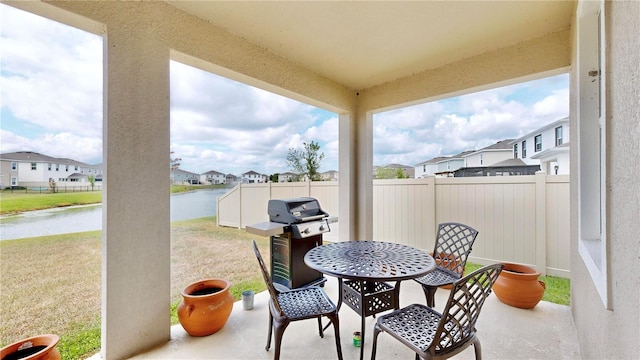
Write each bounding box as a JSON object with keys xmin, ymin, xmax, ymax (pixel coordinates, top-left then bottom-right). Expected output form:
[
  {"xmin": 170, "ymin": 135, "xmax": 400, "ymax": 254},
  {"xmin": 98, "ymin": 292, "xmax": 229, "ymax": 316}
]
[
  {"xmin": 201, "ymin": 170, "xmax": 226, "ymax": 184},
  {"xmin": 453, "ymin": 158, "xmax": 540, "ymax": 177},
  {"xmin": 171, "ymin": 169, "xmax": 200, "ymax": 185},
  {"xmin": 462, "ymin": 139, "xmax": 514, "ymax": 167},
  {"xmin": 241, "ymin": 170, "xmax": 266, "ymax": 183},
  {"xmin": 0, "ymin": 151, "xmax": 97, "ymax": 188},
  {"xmin": 278, "ymin": 172, "xmax": 298, "ymax": 182},
  {"xmin": 319, "ymin": 170, "xmax": 338, "ymax": 181},
  {"xmin": 433, "ymin": 151, "xmax": 475, "ymax": 177},
  {"xmin": 225, "ymin": 173, "xmax": 239, "ymax": 185},
  {"xmin": 414, "ymin": 156, "xmax": 449, "ymax": 178},
  {"xmin": 510, "ymin": 117, "xmax": 570, "ymax": 174}
]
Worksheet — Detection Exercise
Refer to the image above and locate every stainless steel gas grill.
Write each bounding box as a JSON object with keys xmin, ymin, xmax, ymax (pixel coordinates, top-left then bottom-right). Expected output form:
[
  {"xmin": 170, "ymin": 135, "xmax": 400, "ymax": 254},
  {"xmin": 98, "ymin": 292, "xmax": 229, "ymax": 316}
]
[{"xmin": 246, "ymin": 197, "xmax": 336, "ymax": 289}]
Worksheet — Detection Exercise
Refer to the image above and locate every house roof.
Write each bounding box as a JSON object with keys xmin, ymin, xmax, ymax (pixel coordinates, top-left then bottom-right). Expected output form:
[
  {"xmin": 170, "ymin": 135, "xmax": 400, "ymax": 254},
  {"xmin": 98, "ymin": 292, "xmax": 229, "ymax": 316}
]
[
  {"xmin": 242, "ymin": 170, "xmax": 262, "ymax": 176},
  {"xmin": 202, "ymin": 170, "xmax": 225, "ymax": 176},
  {"xmin": 0, "ymin": 151, "xmax": 90, "ymax": 167},
  {"xmin": 488, "ymin": 158, "xmax": 528, "ymax": 167}
]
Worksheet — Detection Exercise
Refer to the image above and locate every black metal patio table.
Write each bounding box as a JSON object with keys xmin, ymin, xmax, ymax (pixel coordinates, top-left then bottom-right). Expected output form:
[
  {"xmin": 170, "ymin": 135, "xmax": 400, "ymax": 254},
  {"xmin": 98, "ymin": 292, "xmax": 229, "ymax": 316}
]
[{"xmin": 304, "ymin": 240, "xmax": 435, "ymax": 360}]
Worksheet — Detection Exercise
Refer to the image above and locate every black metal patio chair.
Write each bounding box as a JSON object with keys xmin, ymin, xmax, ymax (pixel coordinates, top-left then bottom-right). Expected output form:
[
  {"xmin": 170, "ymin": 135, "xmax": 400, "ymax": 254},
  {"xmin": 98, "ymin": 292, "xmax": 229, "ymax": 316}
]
[
  {"xmin": 251, "ymin": 240, "xmax": 343, "ymax": 360},
  {"xmin": 414, "ymin": 222, "xmax": 479, "ymax": 307},
  {"xmin": 371, "ymin": 263, "xmax": 504, "ymax": 360}
]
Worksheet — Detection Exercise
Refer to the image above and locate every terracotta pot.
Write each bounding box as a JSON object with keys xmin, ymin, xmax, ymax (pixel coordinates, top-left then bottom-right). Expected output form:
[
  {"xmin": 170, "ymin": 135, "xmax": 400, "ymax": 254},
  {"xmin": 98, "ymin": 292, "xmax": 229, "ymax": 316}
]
[
  {"xmin": 0, "ymin": 334, "xmax": 61, "ymax": 360},
  {"xmin": 493, "ymin": 263, "xmax": 546, "ymax": 309},
  {"xmin": 178, "ymin": 279, "xmax": 234, "ymax": 336},
  {"xmin": 431, "ymin": 252, "xmax": 463, "ymax": 289}
]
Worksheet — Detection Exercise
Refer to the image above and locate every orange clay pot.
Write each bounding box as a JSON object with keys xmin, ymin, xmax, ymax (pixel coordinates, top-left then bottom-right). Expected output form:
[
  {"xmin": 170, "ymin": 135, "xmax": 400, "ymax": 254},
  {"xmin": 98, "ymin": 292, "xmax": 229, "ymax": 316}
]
[
  {"xmin": 0, "ymin": 334, "xmax": 61, "ymax": 360},
  {"xmin": 178, "ymin": 279, "xmax": 234, "ymax": 336},
  {"xmin": 493, "ymin": 263, "xmax": 546, "ymax": 309},
  {"xmin": 430, "ymin": 252, "xmax": 463, "ymax": 289}
]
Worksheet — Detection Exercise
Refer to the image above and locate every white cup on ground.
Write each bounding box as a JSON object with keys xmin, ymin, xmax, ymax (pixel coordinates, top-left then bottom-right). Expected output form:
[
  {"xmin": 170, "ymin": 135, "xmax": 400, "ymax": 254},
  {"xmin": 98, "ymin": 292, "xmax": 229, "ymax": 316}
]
[{"xmin": 242, "ymin": 290, "xmax": 254, "ymax": 310}]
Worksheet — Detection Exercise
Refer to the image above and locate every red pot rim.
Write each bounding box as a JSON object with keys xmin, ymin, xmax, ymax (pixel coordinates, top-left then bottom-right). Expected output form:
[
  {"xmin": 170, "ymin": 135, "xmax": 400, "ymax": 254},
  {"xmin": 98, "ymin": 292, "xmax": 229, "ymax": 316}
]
[
  {"xmin": 182, "ymin": 278, "xmax": 231, "ymax": 298},
  {"xmin": 501, "ymin": 263, "xmax": 541, "ymax": 277},
  {"xmin": 0, "ymin": 334, "xmax": 59, "ymax": 359}
]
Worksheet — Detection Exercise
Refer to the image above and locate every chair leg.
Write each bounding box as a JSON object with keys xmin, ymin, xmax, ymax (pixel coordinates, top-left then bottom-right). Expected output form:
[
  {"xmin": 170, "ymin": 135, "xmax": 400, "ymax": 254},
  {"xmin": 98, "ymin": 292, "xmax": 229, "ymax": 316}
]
[
  {"xmin": 371, "ymin": 323, "xmax": 382, "ymax": 360},
  {"xmin": 421, "ymin": 284, "xmax": 438, "ymax": 307},
  {"xmin": 473, "ymin": 337, "xmax": 482, "ymax": 360},
  {"xmin": 273, "ymin": 320, "xmax": 289, "ymax": 360},
  {"xmin": 317, "ymin": 317, "xmax": 324, "ymax": 338},
  {"xmin": 266, "ymin": 312, "xmax": 274, "ymax": 350},
  {"xmin": 327, "ymin": 312, "xmax": 343, "ymax": 360}
]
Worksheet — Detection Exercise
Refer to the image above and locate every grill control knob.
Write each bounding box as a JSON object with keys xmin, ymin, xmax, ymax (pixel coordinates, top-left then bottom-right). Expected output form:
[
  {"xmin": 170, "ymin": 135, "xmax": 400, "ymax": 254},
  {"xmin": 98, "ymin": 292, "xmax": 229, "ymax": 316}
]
[
  {"xmin": 302, "ymin": 227, "xmax": 310, "ymax": 234},
  {"xmin": 319, "ymin": 225, "xmax": 326, "ymax": 231}
]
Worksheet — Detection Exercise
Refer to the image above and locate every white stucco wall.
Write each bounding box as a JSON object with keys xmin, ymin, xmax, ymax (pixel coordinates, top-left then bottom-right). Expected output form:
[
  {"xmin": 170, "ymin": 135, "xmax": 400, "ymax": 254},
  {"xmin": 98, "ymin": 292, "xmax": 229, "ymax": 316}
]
[{"xmin": 570, "ymin": 1, "xmax": 640, "ymax": 359}]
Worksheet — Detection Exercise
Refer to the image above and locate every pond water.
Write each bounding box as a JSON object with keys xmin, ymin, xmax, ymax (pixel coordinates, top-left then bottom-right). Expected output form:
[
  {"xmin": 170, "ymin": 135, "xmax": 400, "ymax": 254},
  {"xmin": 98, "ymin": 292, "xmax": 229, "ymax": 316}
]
[{"xmin": 0, "ymin": 189, "xmax": 228, "ymax": 241}]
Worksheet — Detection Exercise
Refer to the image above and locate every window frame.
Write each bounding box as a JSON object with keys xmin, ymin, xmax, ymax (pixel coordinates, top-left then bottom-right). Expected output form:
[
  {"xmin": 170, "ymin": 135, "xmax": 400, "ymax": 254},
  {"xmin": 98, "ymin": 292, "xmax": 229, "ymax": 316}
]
[
  {"xmin": 534, "ymin": 134, "xmax": 542, "ymax": 152},
  {"xmin": 577, "ymin": 0, "xmax": 609, "ymax": 309},
  {"xmin": 514, "ymin": 144, "xmax": 518, "ymax": 158},
  {"xmin": 522, "ymin": 140, "xmax": 527, "ymax": 158},
  {"xmin": 555, "ymin": 126, "xmax": 564, "ymax": 146}
]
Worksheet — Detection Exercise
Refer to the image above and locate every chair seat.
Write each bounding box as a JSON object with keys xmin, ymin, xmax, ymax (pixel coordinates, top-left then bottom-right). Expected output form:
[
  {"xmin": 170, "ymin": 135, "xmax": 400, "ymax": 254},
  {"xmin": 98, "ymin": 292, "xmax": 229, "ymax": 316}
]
[
  {"xmin": 277, "ymin": 287, "xmax": 337, "ymax": 320},
  {"xmin": 415, "ymin": 267, "xmax": 461, "ymax": 287},
  {"xmin": 377, "ymin": 304, "xmax": 444, "ymax": 353}
]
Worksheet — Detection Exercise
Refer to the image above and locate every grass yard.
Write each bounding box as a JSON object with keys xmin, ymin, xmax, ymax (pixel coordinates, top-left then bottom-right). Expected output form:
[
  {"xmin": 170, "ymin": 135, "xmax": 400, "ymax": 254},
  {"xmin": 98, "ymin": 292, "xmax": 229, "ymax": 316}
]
[
  {"xmin": 0, "ymin": 217, "xmax": 269, "ymax": 359},
  {"xmin": 0, "ymin": 191, "xmax": 102, "ymax": 215}
]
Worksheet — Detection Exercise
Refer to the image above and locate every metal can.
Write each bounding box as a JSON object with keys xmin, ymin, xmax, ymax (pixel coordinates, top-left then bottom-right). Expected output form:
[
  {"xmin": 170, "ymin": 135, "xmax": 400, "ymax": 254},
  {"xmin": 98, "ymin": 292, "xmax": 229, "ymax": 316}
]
[{"xmin": 353, "ymin": 331, "xmax": 362, "ymax": 347}]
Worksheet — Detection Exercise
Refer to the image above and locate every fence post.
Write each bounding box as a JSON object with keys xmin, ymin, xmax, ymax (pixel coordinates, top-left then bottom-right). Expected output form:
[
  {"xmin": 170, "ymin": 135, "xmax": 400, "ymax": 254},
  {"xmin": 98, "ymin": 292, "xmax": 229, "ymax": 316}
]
[
  {"xmin": 535, "ymin": 171, "xmax": 547, "ymax": 276},
  {"xmin": 238, "ymin": 183, "xmax": 243, "ymax": 229}
]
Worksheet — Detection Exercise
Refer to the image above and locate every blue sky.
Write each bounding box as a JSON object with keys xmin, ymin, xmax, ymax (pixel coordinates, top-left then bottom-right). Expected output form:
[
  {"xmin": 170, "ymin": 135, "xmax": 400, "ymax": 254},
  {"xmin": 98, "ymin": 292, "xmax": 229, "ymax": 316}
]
[{"xmin": 0, "ymin": 4, "xmax": 568, "ymax": 176}]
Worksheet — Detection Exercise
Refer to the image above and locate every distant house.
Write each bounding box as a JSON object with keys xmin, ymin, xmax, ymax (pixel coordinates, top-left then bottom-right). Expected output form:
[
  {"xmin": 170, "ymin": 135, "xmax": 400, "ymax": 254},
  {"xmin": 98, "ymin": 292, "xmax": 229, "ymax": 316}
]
[
  {"xmin": 200, "ymin": 170, "xmax": 226, "ymax": 184},
  {"xmin": 414, "ymin": 156, "xmax": 449, "ymax": 178},
  {"xmin": 225, "ymin": 173, "xmax": 239, "ymax": 185},
  {"xmin": 171, "ymin": 168, "xmax": 200, "ymax": 184},
  {"xmin": 241, "ymin": 170, "xmax": 266, "ymax": 183},
  {"xmin": 278, "ymin": 172, "xmax": 299, "ymax": 182},
  {"xmin": 462, "ymin": 139, "xmax": 514, "ymax": 167},
  {"xmin": 511, "ymin": 117, "xmax": 570, "ymax": 175},
  {"xmin": 433, "ymin": 151, "xmax": 475, "ymax": 177},
  {"xmin": 319, "ymin": 170, "xmax": 338, "ymax": 181},
  {"xmin": 0, "ymin": 151, "xmax": 100, "ymax": 188}
]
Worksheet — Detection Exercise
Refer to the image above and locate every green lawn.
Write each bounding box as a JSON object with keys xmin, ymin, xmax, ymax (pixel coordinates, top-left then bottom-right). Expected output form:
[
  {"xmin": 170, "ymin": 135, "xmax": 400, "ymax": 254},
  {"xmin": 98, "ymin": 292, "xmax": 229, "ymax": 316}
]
[{"xmin": 0, "ymin": 191, "xmax": 102, "ymax": 215}]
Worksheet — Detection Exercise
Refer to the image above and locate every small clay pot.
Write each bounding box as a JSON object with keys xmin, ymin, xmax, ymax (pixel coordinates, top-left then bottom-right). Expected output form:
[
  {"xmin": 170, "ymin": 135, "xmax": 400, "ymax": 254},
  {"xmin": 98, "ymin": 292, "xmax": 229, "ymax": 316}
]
[
  {"xmin": 178, "ymin": 279, "xmax": 234, "ymax": 336},
  {"xmin": 0, "ymin": 334, "xmax": 61, "ymax": 360},
  {"xmin": 493, "ymin": 263, "xmax": 546, "ymax": 309}
]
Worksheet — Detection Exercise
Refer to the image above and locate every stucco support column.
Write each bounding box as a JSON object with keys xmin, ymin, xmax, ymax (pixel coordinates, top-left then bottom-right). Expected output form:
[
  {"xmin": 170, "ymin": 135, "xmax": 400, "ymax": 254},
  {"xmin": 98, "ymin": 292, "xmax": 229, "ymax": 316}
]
[
  {"xmin": 102, "ymin": 27, "xmax": 170, "ymax": 359},
  {"xmin": 338, "ymin": 112, "xmax": 357, "ymax": 240},
  {"xmin": 355, "ymin": 109, "xmax": 374, "ymax": 240}
]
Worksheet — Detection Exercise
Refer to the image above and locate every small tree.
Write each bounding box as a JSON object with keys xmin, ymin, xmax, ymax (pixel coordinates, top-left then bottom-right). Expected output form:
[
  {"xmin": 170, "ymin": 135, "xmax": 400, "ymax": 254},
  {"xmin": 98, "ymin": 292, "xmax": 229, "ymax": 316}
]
[
  {"xmin": 396, "ymin": 167, "xmax": 408, "ymax": 179},
  {"xmin": 286, "ymin": 141, "xmax": 325, "ymax": 181},
  {"xmin": 375, "ymin": 167, "xmax": 396, "ymax": 179},
  {"xmin": 88, "ymin": 174, "xmax": 96, "ymax": 191}
]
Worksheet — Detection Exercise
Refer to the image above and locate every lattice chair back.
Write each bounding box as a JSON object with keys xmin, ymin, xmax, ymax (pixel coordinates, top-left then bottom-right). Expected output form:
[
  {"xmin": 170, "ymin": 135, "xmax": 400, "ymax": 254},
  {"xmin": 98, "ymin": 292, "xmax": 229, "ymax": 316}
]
[
  {"xmin": 430, "ymin": 263, "xmax": 503, "ymax": 355},
  {"xmin": 252, "ymin": 240, "xmax": 285, "ymax": 317},
  {"xmin": 433, "ymin": 222, "xmax": 479, "ymax": 276}
]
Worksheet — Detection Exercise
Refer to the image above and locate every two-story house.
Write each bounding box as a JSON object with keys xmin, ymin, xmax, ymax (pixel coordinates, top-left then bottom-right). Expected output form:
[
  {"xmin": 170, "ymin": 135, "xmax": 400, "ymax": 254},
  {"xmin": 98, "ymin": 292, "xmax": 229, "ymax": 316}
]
[
  {"xmin": 277, "ymin": 172, "xmax": 298, "ymax": 182},
  {"xmin": 200, "ymin": 170, "xmax": 226, "ymax": 185},
  {"xmin": 0, "ymin": 151, "xmax": 97, "ymax": 189},
  {"xmin": 241, "ymin": 170, "xmax": 266, "ymax": 183},
  {"xmin": 171, "ymin": 168, "xmax": 200, "ymax": 185},
  {"xmin": 462, "ymin": 139, "xmax": 514, "ymax": 167},
  {"xmin": 510, "ymin": 117, "xmax": 569, "ymax": 175}
]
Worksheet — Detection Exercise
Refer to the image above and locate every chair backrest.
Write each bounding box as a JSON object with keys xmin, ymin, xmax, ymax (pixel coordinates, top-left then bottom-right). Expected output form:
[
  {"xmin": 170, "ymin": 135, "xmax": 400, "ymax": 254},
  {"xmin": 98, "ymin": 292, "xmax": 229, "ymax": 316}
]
[
  {"xmin": 430, "ymin": 263, "xmax": 503, "ymax": 355},
  {"xmin": 432, "ymin": 222, "xmax": 479, "ymax": 276},
  {"xmin": 252, "ymin": 240, "xmax": 285, "ymax": 316}
]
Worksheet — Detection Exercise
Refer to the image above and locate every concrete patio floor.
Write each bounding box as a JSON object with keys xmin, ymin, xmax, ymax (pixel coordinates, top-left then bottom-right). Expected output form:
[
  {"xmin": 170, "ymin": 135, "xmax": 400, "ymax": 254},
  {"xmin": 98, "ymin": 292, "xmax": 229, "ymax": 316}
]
[{"xmin": 128, "ymin": 276, "xmax": 580, "ymax": 360}]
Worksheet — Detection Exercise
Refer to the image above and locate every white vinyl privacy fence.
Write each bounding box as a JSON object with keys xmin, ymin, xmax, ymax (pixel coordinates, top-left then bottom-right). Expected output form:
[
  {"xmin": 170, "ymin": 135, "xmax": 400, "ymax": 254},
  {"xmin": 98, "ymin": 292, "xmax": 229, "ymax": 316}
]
[{"xmin": 218, "ymin": 173, "xmax": 570, "ymax": 277}]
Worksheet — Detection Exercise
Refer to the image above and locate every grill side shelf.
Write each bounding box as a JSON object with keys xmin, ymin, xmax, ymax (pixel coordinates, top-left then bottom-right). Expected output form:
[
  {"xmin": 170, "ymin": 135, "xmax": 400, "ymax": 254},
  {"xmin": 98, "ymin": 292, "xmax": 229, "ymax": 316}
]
[{"xmin": 245, "ymin": 222, "xmax": 286, "ymax": 237}]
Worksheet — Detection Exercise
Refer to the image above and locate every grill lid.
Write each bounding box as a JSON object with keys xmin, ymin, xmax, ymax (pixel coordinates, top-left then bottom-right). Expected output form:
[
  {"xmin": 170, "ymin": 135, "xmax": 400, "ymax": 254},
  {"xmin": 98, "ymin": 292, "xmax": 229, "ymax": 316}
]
[{"xmin": 268, "ymin": 197, "xmax": 328, "ymax": 224}]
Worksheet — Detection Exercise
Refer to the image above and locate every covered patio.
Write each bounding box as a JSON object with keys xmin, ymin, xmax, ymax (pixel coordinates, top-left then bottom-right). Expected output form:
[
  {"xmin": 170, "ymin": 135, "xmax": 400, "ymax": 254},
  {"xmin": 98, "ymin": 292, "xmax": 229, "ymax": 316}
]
[
  {"xmin": 127, "ymin": 276, "xmax": 580, "ymax": 359},
  {"xmin": 4, "ymin": 1, "xmax": 638, "ymax": 359}
]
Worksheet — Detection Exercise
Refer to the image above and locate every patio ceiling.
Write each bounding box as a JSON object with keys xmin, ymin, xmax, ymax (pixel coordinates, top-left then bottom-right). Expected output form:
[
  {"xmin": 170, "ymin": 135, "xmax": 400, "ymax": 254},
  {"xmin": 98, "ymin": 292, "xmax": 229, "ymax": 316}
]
[{"xmin": 167, "ymin": 1, "xmax": 575, "ymax": 90}]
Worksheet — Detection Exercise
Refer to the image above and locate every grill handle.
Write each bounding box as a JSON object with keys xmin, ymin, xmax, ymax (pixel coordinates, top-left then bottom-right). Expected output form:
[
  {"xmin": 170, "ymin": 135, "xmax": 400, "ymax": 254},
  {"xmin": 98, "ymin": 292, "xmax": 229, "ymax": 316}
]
[{"xmin": 299, "ymin": 214, "xmax": 327, "ymax": 222}]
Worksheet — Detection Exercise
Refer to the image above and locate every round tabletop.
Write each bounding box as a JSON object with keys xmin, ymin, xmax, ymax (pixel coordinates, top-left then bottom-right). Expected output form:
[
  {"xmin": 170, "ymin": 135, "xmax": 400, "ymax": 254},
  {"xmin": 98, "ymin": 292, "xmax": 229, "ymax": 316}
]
[{"xmin": 304, "ymin": 240, "xmax": 435, "ymax": 281}]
